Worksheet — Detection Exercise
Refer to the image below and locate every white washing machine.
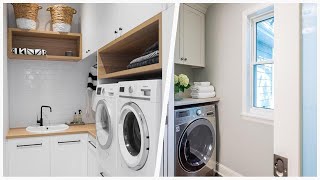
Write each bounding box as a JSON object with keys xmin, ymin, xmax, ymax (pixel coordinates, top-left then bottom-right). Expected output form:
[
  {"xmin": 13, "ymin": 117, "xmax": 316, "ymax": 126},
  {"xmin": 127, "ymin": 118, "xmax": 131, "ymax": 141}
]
[
  {"xmin": 117, "ymin": 79, "xmax": 162, "ymax": 176},
  {"xmin": 94, "ymin": 83, "xmax": 118, "ymax": 176}
]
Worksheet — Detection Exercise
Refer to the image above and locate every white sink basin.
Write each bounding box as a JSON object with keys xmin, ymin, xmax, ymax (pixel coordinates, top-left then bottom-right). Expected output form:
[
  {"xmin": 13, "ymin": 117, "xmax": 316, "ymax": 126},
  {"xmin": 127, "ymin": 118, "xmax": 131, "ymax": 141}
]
[{"xmin": 26, "ymin": 124, "xmax": 69, "ymax": 134}]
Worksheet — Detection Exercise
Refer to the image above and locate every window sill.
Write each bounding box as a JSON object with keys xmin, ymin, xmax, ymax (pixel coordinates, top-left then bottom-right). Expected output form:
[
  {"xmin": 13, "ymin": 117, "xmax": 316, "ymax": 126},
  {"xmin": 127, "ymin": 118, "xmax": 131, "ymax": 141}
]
[{"xmin": 240, "ymin": 112, "xmax": 274, "ymax": 126}]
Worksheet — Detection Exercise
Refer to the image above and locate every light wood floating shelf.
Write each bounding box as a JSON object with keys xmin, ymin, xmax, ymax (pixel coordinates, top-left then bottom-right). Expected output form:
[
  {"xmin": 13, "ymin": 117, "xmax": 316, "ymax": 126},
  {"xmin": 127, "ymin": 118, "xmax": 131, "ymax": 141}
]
[
  {"xmin": 8, "ymin": 28, "xmax": 82, "ymax": 61},
  {"xmin": 98, "ymin": 13, "xmax": 162, "ymax": 79}
]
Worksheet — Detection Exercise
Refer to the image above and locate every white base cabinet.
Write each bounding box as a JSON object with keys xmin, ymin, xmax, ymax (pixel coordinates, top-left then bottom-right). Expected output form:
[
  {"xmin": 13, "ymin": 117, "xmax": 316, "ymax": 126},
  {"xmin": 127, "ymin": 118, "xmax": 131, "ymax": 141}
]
[
  {"xmin": 87, "ymin": 135, "xmax": 99, "ymax": 177},
  {"xmin": 50, "ymin": 134, "xmax": 88, "ymax": 176},
  {"xmin": 7, "ymin": 137, "xmax": 51, "ymax": 176},
  {"xmin": 6, "ymin": 133, "xmax": 88, "ymax": 177}
]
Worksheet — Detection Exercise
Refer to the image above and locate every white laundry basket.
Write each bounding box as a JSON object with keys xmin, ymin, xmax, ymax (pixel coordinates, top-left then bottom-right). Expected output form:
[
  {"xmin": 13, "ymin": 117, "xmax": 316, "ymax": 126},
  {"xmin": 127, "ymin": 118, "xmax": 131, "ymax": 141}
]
[
  {"xmin": 12, "ymin": 3, "xmax": 42, "ymax": 30},
  {"xmin": 47, "ymin": 4, "xmax": 77, "ymax": 32}
]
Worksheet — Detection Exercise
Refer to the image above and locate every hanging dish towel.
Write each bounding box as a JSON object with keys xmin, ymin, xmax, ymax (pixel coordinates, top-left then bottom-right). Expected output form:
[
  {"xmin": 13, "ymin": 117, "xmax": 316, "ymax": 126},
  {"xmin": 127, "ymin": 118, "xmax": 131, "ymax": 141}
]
[{"xmin": 87, "ymin": 64, "xmax": 97, "ymax": 91}]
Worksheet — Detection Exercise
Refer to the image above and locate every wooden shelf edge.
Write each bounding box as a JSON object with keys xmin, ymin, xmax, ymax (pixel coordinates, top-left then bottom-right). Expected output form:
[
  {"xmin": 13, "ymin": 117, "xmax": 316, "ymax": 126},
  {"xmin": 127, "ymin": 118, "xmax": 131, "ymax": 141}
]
[
  {"xmin": 99, "ymin": 63, "xmax": 162, "ymax": 79},
  {"xmin": 8, "ymin": 28, "xmax": 81, "ymax": 38},
  {"xmin": 8, "ymin": 53, "xmax": 81, "ymax": 62}
]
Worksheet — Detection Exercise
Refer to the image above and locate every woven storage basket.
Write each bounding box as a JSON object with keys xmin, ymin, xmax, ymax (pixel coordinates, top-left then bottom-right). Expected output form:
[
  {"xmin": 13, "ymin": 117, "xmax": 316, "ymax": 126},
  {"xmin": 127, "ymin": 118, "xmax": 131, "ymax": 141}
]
[
  {"xmin": 47, "ymin": 5, "xmax": 77, "ymax": 32},
  {"xmin": 12, "ymin": 3, "xmax": 42, "ymax": 30}
]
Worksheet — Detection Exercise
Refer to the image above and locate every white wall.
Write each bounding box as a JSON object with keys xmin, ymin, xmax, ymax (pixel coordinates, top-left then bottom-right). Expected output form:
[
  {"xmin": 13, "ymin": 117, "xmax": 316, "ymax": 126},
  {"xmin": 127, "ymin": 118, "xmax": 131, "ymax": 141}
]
[
  {"xmin": 8, "ymin": 3, "xmax": 80, "ymax": 32},
  {"xmin": 8, "ymin": 55, "xmax": 96, "ymax": 128},
  {"xmin": 193, "ymin": 4, "xmax": 273, "ymax": 176}
]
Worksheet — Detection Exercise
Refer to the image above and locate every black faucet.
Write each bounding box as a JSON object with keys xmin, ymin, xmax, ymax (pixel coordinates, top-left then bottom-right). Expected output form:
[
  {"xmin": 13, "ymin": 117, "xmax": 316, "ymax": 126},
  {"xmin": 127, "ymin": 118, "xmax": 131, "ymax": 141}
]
[{"xmin": 37, "ymin": 106, "xmax": 52, "ymax": 126}]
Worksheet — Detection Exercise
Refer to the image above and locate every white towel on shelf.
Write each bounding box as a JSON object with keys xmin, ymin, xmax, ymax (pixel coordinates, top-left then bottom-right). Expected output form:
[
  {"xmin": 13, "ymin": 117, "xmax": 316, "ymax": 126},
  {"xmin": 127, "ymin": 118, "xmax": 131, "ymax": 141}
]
[
  {"xmin": 194, "ymin": 82, "xmax": 211, "ymax": 86},
  {"xmin": 191, "ymin": 85, "xmax": 215, "ymax": 93},
  {"xmin": 191, "ymin": 92, "xmax": 216, "ymax": 99}
]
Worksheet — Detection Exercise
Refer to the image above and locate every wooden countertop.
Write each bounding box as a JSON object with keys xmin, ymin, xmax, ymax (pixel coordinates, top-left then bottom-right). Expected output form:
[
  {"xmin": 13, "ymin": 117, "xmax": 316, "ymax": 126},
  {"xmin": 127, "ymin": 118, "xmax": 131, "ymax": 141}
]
[
  {"xmin": 174, "ymin": 97, "xmax": 220, "ymax": 107},
  {"xmin": 6, "ymin": 124, "xmax": 96, "ymax": 139}
]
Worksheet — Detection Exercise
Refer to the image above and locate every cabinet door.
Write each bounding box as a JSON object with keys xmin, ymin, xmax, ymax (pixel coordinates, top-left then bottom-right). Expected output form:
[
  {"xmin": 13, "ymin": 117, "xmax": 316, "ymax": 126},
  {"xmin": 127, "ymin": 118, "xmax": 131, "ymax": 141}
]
[
  {"xmin": 181, "ymin": 4, "xmax": 205, "ymax": 67},
  {"xmin": 7, "ymin": 137, "xmax": 50, "ymax": 176},
  {"xmin": 81, "ymin": 4, "xmax": 98, "ymax": 59},
  {"xmin": 95, "ymin": 4, "xmax": 119, "ymax": 48},
  {"xmin": 174, "ymin": 8, "xmax": 184, "ymax": 65},
  {"xmin": 87, "ymin": 135, "xmax": 99, "ymax": 177},
  {"xmin": 50, "ymin": 134, "xmax": 87, "ymax": 176},
  {"xmin": 116, "ymin": 4, "xmax": 164, "ymax": 36}
]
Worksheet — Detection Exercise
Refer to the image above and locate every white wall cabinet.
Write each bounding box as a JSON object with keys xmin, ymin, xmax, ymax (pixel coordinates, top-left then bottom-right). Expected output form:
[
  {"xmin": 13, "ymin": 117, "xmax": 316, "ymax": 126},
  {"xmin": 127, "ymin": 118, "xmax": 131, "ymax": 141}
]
[
  {"xmin": 81, "ymin": 4, "xmax": 98, "ymax": 59},
  {"xmin": 87, "ymin": 135, "xmax": 99, "ymax": 177},
  {"xmin": 50, "ymin": 134, "xmax": 88, "ymax": 176},
  {"xmin": 175, "ymin": 4, "xmax": 205, "ymax": 67},
  {"xmin": 95, "ymin": 4, "xmax": 166, "ymax": 50},
  {"xmin": 7, "ymin": 133, "xmax": 88, "ymax": 177},
  {"xmin": 7, "ymin": 137, "xmax": 51, "ymax": 176}
]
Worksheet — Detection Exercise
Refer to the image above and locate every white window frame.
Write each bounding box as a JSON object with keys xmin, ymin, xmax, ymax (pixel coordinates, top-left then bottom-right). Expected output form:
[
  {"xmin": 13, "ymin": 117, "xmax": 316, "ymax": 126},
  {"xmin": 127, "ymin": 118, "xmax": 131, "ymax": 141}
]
[{"xmin": 241, "ymin": 4, "xmax": 274, "ymax": 125}]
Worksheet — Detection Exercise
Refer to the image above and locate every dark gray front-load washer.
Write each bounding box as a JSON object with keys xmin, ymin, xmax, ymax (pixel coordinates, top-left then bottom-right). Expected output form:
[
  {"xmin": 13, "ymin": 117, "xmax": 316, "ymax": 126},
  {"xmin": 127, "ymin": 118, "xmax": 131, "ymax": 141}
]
[{"xmin": 174, "ymin": 103, "xmax": 217, "ymax": 176}]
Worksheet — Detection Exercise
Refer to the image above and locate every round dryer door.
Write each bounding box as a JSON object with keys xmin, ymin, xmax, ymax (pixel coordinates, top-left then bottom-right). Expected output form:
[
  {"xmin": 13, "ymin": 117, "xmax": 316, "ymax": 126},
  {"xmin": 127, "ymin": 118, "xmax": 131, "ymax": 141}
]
[
  {"xmin": 95, "ymin": 100, "xmax": 113, "ymax": 149},
  {"xmin": 118, "ymin": 102, "xmax": 149, "ymax": 170},
  {"xmin": 178, "ymin": 118, "xmax": 216, "ymax": 172}
]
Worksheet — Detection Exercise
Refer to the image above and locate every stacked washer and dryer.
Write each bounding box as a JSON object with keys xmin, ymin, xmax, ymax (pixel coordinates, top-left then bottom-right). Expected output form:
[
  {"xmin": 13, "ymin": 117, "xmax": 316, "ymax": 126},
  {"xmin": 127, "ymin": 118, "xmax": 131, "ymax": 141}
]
[{"xmin": 93, "ymin": 80, "xmax": 162, "ymax": 176}]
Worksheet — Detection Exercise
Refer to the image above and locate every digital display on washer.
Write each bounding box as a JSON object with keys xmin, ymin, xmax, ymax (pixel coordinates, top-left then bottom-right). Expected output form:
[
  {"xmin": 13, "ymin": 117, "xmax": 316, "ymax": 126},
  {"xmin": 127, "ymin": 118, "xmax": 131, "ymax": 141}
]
[
  {"xmin": 119, "ymin": 87, "xmax": 125, "ymax": 92},
  {"xmin": 177, "ymin": 111, "xmax": 190, "ymax": 118},
  {"xmin": 97, "ymin": 87, "xmax": 102, "ymax": 95}
]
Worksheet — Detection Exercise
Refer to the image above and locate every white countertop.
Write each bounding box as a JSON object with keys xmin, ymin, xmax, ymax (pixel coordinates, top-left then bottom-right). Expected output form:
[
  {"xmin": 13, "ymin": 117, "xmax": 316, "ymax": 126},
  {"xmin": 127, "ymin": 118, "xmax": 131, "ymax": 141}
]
[{"xmin": 174, "ymin": 97, "xmax": 220, "ymax": 107}]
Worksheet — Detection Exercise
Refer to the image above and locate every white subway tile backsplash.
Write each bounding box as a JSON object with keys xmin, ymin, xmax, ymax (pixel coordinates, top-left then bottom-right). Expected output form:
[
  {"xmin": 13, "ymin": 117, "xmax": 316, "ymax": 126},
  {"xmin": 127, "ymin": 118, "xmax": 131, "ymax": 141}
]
[{"xmin": 9, "ymin": 55, "xmax": 96, "ymax": 128}]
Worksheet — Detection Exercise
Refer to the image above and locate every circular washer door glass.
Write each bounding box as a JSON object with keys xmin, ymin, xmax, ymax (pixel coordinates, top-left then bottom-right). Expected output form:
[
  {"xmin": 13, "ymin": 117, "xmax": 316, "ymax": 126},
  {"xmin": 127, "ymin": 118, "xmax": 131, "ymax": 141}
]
[
  {"xmin": 118, "ymin": 102, "xmax": 149, "ymax": 170},
  {"xmin": 178, "ymin": 118, "xmax": 216, "ymax": 172},
  {"xmin": 95, "ymin": 100, "xmax": 112, "ymax": 149},
  {"xmin": 123, "ymin": 111, "xmax": 141, "ymax": 156}
]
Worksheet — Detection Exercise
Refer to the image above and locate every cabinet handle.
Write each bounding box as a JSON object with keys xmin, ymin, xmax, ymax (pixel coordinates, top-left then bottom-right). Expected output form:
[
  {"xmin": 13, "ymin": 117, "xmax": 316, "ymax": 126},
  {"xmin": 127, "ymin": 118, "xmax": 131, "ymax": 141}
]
[
  {"xmin": 114, "ymin": 31, "xmax": 118, "ymax": 34},
  {"xmin": 88, "ymin": 140, "xmax": 96, "ymax": 148},
  {"xmin": 184, "ymin": 58, "xmax": 187, "ymax": 61},
  {"xmin": 86, "ymin": 50, "xmax": 90, "ymax": 53},
  {"xmin": 58, "ymin": 140, "xmax": 81, "ymax": 144},
  {"xmin": 100, "ymin": 172, "xmax": 104, "ymax": 177},
  {"xmin": 119, "ymin": 27, "xmax": 122, "ymax": 31},
  {"xmin": 180, "ymin": 57, "xmax": 184, "ymax": 61},
  {"xmin": 17, "ymin": 143, "xmax": 42, "ymax": 148}
]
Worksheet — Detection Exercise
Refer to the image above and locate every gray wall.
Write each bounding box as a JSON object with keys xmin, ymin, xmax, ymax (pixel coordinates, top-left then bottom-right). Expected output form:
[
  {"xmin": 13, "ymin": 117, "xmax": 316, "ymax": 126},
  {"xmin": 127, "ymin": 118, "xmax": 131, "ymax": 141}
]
[{"xmin": 193, "ymin": 4, "xmax": 273, "ymax": 176}]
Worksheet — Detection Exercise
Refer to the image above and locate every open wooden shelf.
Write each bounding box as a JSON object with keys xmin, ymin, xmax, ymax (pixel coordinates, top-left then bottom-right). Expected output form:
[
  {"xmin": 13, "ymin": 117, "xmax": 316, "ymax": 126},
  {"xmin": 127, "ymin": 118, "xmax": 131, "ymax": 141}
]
[
  {"xmin": 98, "ymin": 13, "xmax": 162, "ymax": 79},
  {"xmin": 8, "ymin": 28, "xmax": 82, "ymax": 61}
]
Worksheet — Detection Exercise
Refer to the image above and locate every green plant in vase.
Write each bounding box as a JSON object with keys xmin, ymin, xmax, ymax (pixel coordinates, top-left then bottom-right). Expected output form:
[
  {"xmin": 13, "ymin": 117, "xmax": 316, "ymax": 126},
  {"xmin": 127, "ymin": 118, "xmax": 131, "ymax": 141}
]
[{"xmin": 174, "ymin": 74, "xmax": 191, "ymax": 101}]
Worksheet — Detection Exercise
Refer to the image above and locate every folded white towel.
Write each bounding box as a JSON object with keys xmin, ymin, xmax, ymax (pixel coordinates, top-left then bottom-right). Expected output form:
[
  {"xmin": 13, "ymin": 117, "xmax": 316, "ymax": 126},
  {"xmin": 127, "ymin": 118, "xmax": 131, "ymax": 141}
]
[
  {"xmin": 191, "ymin": 85, "xmax": 215, "ymax": 93},
  {"xmin": 191, "ymin": 92, "xmax": 216, "ymax": 99},
  {"xmin": 194, "ymin": 82, "xmax": 211, "ymax": 86}
]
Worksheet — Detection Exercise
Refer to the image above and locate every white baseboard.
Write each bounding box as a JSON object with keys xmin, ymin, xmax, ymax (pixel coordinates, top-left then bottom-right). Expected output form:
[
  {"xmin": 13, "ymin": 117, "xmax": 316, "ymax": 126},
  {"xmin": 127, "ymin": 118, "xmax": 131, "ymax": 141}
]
[{"xmin": 216, "ymin": 163, "xmax": 243, "ymax": 177}]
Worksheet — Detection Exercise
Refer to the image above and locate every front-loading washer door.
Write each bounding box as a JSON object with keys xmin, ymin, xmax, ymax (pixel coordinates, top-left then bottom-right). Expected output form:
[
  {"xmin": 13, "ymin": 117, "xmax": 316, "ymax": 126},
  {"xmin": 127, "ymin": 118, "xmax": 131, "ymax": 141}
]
[
  {"xmin": 118, "ymin": 102, "xmax": 149, "ymax": 171},
  {"xmin": 95, "ymin": 100, "xmax": 113, "ymax": 150},
  {"xmin": 178, "ymin": 118, "xmax": 216, "ymax": 172}
]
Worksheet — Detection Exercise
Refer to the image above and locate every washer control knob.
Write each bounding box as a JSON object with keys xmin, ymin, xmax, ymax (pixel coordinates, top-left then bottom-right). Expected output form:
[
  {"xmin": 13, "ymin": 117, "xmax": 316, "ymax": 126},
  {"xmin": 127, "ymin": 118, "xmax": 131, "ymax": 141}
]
[
  {"xmin": 196, "ymin": 109, "xmax": 202, "ymax": 116},
  {"xmin": 129, "ymin": 86, "xmax": 133, "ymax": 93}
]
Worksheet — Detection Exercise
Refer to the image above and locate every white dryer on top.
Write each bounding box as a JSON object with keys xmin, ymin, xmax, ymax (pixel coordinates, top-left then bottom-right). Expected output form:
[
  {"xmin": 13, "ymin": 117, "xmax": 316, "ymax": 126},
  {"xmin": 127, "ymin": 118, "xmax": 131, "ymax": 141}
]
[
  {"xmin": 116, "ymin": 79, "xmax": 162, "ymax": 176},
  {"xmin": 94, "ymin": 83, "xmax": 118, "ymax": 176}
]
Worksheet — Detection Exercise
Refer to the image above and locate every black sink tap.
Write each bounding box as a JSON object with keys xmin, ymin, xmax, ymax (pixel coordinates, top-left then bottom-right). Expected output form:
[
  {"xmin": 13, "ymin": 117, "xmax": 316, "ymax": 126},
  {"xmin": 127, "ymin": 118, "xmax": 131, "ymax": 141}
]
[{"xmin": 37, "ymin": 106, "xmax": 52, "ymax": 126}]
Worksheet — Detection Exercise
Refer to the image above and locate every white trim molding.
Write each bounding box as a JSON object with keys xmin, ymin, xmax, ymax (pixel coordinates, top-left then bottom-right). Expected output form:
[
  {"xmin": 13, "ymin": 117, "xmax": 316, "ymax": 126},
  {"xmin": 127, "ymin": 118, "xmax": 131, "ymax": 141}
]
[
  {"xmin": 216, "ymin": 163, "xmax": 243, "ymax": 177},
  {"xmin": 241, "ymin": 112, "xmax": 274, "ymax": 126}
]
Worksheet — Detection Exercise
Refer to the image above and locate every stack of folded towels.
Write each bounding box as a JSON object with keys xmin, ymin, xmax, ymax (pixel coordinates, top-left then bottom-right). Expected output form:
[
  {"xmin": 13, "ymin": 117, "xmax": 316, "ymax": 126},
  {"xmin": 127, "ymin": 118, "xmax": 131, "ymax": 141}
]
[{"xmin": 190, "ymin": 82, "xmax": 216, "ymax": 99}]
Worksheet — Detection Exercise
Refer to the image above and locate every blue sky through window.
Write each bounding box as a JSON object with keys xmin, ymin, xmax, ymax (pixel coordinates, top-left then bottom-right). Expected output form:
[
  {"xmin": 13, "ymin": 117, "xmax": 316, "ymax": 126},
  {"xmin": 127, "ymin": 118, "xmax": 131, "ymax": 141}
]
[{"xmin": 253, "ymin": 17, "xmax": 274, "ymax": 109}]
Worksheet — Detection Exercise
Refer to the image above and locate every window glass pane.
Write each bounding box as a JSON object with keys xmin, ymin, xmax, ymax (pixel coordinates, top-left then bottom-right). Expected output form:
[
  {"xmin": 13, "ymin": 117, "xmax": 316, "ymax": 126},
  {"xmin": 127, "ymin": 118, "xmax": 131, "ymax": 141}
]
[
  {"xmin": 253, "ymin": 64, "xmax": 274, "ymax": 109},
  {"xmin": 256, "ymin": 17, "xmax": 274, "ymax": 62}
]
